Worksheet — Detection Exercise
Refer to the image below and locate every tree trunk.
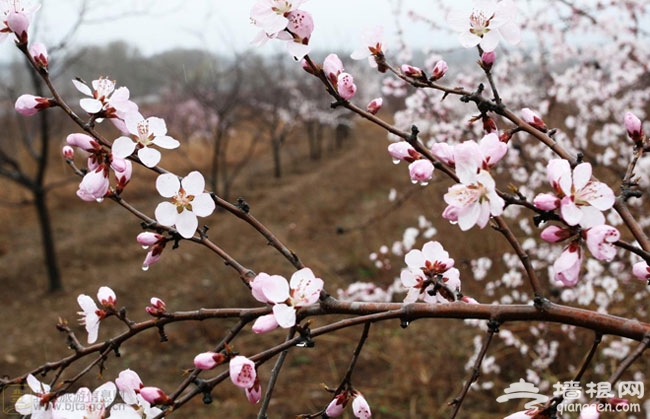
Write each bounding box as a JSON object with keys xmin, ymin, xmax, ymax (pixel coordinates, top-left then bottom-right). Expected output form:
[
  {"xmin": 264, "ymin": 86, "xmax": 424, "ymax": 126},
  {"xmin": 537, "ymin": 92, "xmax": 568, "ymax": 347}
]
[
  {"xmin": 272, "ymin": 134, "xmax": 283, "ymax": 179},
  {"xmin": 34, "ymin": 188, "xmax": 62, "ymax": 291}
]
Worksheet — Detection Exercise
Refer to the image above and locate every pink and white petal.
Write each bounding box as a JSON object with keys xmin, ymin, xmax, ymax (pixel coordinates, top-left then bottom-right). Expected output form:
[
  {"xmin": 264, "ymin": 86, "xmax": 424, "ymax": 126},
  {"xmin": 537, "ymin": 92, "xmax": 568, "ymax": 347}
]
[
  {"xmin": 97, "ymin": 286, "xmax": 116, "ymax": 306},
  {"xmin": 272, "ymin": 304, "xmax": 297, "ymax": 328},
  {"xmin": 352, "ymin": 394, "xmax": 372, "ymax": 419},
  {"xmin": 191, "ymin": 193, "xmax": 215, "ymax": 217},
  {"xmin": 27, "ymin": 373, "xmax": 50, "ymax": 393},
  {"xmin": 15, "ymin": 394, "xmax": 38, "ymax": 415},
  {"xmin": 291, "ymin": 268, "xmax": 323, "ymax": 305},
  {"xmin": 154, "ymin": 201, "xmax": 178, "ymax": 227},
  {"xmin": 111, "ymin": 136, "xmax": 137, "ymax": 159},
  {"xmin": 459, "ymin": 31, "xmax": 482, "ymax": 48},
  {"xmin": 286, "ymin": 41, "xmax": 311, "ymax": 61},
  {"xmin": 453, "ymin": 141, "xmax": 482, "ymax": 184},
  {"xmin": 175, "ymin": 209, "xmax": 199, "ymax": 239},
  {"xmin": 261, "ymin": 275, "xmax": 291, "ymax": 303},
  {"xmin": 476, "ymin": 200, "xmax": 492, "ymax": 229},
  {"xmin": 72, "ymin": 79, "xmax": 93, "ymax": 96},
  {"xmin": 446, "ymin": 9, "xmax": 469, "ymax": 32},
  {"xmin": 479, "ymin": 31, "xmax": 500, "ymax": 52},
  {"xmin": 458, "ymin": 203, "xmax": 481, "ymax": 231},
  {"xmin": 85, "ymin": 315, "xmax": 100, "ymax": 343},
  {"xmin": 77, "ymin": 294, "xmax": 98, "ymax": 315},
  {"xmin": 110, "ymin": 86, "xmax": 130, "ymax": 102},
  {"xmin": 400, "ymin": 269, "xmax": 420, "ymax": 288},
  {"xmin": 498, "ymin": 22, "xmax": 521, "ymax": 45},
  {"xmin": 146, "ymin": 117, "xmax": 168, "ymax": 136},
  {"xmin": 181, "ymin": 171, "xmax": 206, "ymax": 196},
  {"xmin": 578, "ymin": 205, "xmax": 605, "ymax": 229},
  {"xmin": 124, "ymin": 112, "xmax": 145, "ymax": 135},
  {"xmin": 582, "ymin": 183, "xmax": 615, "ymax": 211},
  {"xmin": 137, "ymin": 146, "xmax": 161, "ymax": 168},
  {"xmin": 479, "ymin": 133, "xmax": 507, "ymax": 166},
  {"xmin": 422, "ymin": 241, "xmax": 447, "ymax": 263},
  {"xmin": 404, "ymin": 287, "xmax": 420, "ymax": 303},
  {"xmin": 404, "ymin": 249, "xmax": 425, "ymax": 270},
  {"xmin": 252, "ymin": 314, "xmax": 279, "ymax": 334},
  {"xmin": 572, "ymin": 163, "xmax": 592, "ymax": 191},
  {"xmin": 80, "ymin": 98, "xmax": 103, "ymax": 114},
  {"xmin": 152, "ymin": 135, "xmax": 180, "ymax": 150},
  {"xmin": 559, "ymin": 196, "xmax": 583, "ymax": 226},
  {"xmin": 93, "ymin": 381, "xmax": 117, "ymax": 406},
  {"xmin": 155, "ymin": 174, "xmax": 180, "ymax": 198}
]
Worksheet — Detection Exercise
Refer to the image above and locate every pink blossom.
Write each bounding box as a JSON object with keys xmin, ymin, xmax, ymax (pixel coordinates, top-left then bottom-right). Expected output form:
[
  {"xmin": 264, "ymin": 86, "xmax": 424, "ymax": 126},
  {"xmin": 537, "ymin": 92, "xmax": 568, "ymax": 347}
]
[
  {"xmin": 29, "ymin": 41, "xmax": 48, "ymax": 67},
  {"xmin": 137, "ymin": 232, "xmax": 166, "ymax": 270},
  {"xmin": 443, "ymin": 169, "xmax": 504, "ymax": 231},
  {"xmin": 139, "ymin": 387, "xmax": 172, "ymax": 406},
  {"xmin": 447, "ymin": 0, "xmax": 521, "ymax": 52},
  {"xmin": 76, "ymin": 165, "xmax": 110, "ymax": 202},
  {"xmin": 387, "ymin": 142, "xmax": 418, "ymax": 163},
  {"xmin": 366, "ymin": 97, "xmax": 382, "ymax": 114},
  {"xmin": 285, "ymin": 9, "xmax": 313, "ymax": 59},
  {"xmin": 352, "ymin": 393, "xmax": 372, "ymax": 419},
  {"xmin": 252, "ymin": 313, "xmax": 280, "ymax": 333},
  {"xmin": 62, "ymin": 145, "xmax": 74, "ymax": 159},
  {"xmin": 15, "ymin": 94, "xmax": 51, "ymax": 116},
  {"xmin": 401, "ymin": 241, "xmax": 461, "ymax": 303},
  {"xmin": 58, "ymin": 381, "xmax": 117, "ymax": 419},
  {"xmin": 250, "ymin": 0, "xmax": 312, "ymax": 59},
  {"xmin": 72, "ymin": 78, "xmax": 138, "ymax": 121},
  {"xmin": 112, "ymin": 112, "xmax": 179, "ymax": 167},
  {"xmin": 77, "ymin": 286, "xmax": 115, "ymax": 343},
  {"xmin": 250, "ymin": 0, "xmax": 304, "ymax": 36},
  {"xmin": 193, "ymin": 351, "xmax": 226, "ymax": 370},
  {"xmin": 154, "ymin": 171, "xmax": 215, "ymax": 239},
  {"xmin": 481, "ymin": 50, "xmax": 496, "ymax": 70},
  {"xmin": 14, "ymin": 374, "xmax": 54, "ymax": 417},
  {"xmin": 632, "ymin": 261, "xmax": 650, "ymax": 281},
  {"xmin": 326, "ymin": 393, "xmax": 349, "ymax": 417},
  {"xmin": 401, "ymin": 64, "xmax": 423, "ymax": 78},
  {"xmin": 229, "ymin": 355, "xmax": 257, "ymax": 389},
  {"xmin": 245, "ymin": 377, "xmax": 262, "ymax": 404},
  {"xmin": 431, "ymin": 60, "xmax": 448, "ymax": 81},
  {"xmin": 115, "ymin": 369, "xmax": 143, "ymax": 405},
  {"xmin": 258, "ymin": 267, "xmax": 324, "ymax": 328},
  {"xmin": 554, "ymin": 242, "xmax": 582, "ymax": 286},
  {"xmin": 535, "ymin": 159, "xmax": 615, "ymax": 227},
  {"xmin": 585, "ymin": 224, "xmax": 619, "ymax": 261},
  {"xmin": 521, "ymin": 107, "xmax": 548, "ymax": 132},
  {"xmin": 146, "ymin": 297, "xmax": 167, "ymax": 316},
  {"xmin": 350, "ymin": 25, "xmax": 385, "ymax": 69},
  {"xmin": 337, "ymin": 72, "xmax": 357, "ymax": 100},
  {"xmin": 540, "ymin": 225, "xmax": 573, "ymax": 243},
  {"xmin": 66, "ymin": 133, "xmax": 101, "ymax": 152},
  {"xmin": 624, "ymin": 111, "xmax": 644, "ymax": 144},
  {"xmin": 7, "ymin": 10, "xmax": 29, "ymax": 42},
  {"xmin": 431, "ymin": 142, "xmax": 455, "ymax": 166},
  {"xmin": 533, "ymin": 193, "xmax": 560, "ymax": 211},
  {"xmin": 323, "ymin": 53, "xmax": 344, "ymax": 85},
  {"xmin": 408, "ymin": 159, "xmax": 434, "ymax": 185},
  {"xmin": 0, "ymin": 1, "xmax": 39, "ymax": 44}
]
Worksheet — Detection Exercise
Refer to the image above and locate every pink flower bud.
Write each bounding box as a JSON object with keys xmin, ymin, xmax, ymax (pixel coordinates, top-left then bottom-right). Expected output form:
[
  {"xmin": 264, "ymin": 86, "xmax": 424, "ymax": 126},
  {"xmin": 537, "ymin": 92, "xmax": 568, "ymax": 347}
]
[
  {"xmin": 401, "ymin": 64, "xmax": 423, "ymax": 78},
  {"xmin": 98, "ymin": 286, "xmax": 116, "ymax": 308},
  {"xmin": 66, "ymin": 133, "xmax": 101, "ymax": 152},
  {"xmin": 139, "ymin": 387, "xmax": 172, "ymax": 406},
  {"xmin": 142, "ymin": 245, "xmax": 164, "ymax": 270},
  {"xmin": 146, "ymin": 297, "xmax": 167, "ymax": 316},
  {"xmin": 352, "ymin": 393, "xmax": 371, "ymax": 419},
  {"xmin": 15, "ymin": 94, "xmax": 51, "ymax": 116},
  {"xmin": 62, "ymin": 145, "xmax": 74, "ymax": 159},
  {"xmin": 7, "ymin": 12, "xmax": 29, "ymax": 43},
  {"xmin": 193, "ymin": 351, "xmax": 226, "ymax": 370},
  {"xmin": 431, "ymin": 142, "xmax": 455, "ymax": 166},
  {"xmin": 624, "ymin": 112, "xmax": 644, "ymax": 145},
  {"xmin": 387, "ymin": 142, "xmax": 418, "ymax": 163},
  {"xmin": 325, "ymin": 393, "xmax": 349, "ymax": 417},
  {"xmin": 533, "ymin": 193, "xmax": 560, "ymax": 211},
  {"xmin": 540, "ymin": 225, "xmax": 572, "ymax": 243},
  {"xmin": 229, "ymin": 356, "xmax": 257, "ymax": 389},
  {"xmin": 366, "ymin": 97, "xmax": 383, "ymax": 115},
  {"xmin": 442, "ymin": 205, "xmax": 459, "ymax": 223},
  {"xmin": 461, "ymin": 295, "xmax": 479, "ymax": 304},
  {"xmin": 137, "ymin": 232, "xmax": 163, "ymax": 247},
  {"xmin": 29, "ymin": 42, "xmax": 48, "ymax": 67},
  {"xmin": 481, "ymin": 51, "xmax": 496, "ymax": 70},
  {"xmin": 408, "ymin": 159, "xmax": 434, "ymax": 185},
  {"xmin": 337, "ymin": 72, "xmax": 356, "ymax": 100},
  {"xmin": 76, "ymin": 165, "xmax": 109, "ymax": 202},
  {"xmin": 112, "ymin": 158, "xmax": 132, "ymax": 190},
  {"xmin": 301, "ymin": 59, "xmax": 317, "ymax": 76},
  {"xmin": 323, "ymin": 53, "xmax": 344, "ymax": 85},
  {"xmin": 252, "ymin": 313, "xmax": 279, "ymax": 334},
  {"xmin": 431, "ymin": 60, "xmax": 448, "ymax": 81},
  {"xmin": 521, "ymin": 108, "xmax": 548, "ymax": 132},
  {"xmin": 632, "ymin": 261, "xmax": 650, "ymax": 281},
  {"xmin": 245, "ymin": 377, "xmax": 262, "ymax": 404}
]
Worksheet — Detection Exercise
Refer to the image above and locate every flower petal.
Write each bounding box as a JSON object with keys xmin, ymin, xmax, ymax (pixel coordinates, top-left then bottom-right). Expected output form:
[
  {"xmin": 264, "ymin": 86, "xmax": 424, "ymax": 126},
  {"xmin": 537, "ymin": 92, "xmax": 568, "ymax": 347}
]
[
  {"xmin": 181, "ymin": 171, "xmax": 206, "ymax": 195},
  {"xmin": 111, "ymin": 136, "xmax": 136, "ymax": 159},
  {"xmin": 154, "ymin": 201, "xmax": 178, "ymax": 227},
  {"xmin": 138, "ymin": 146, "xmax": 161, "ymax": 168},
  {"xmin": 273, "ymin": 304, "xmax": 297, "ymax": 328},
  {"xmin": 156, "ymin": 173, "xmax": 180, "ymax": 198},
  {"xmin": 175, "ymin": 209, "xmax": 198, "ymax": 238},
  {"xmin": 80, "ymin": 98, "xmax": 103, "ymax": 114},
  {"xmin": 191, "ymin": 193, "xmax": 215, "ymax": 217},
  {"xmin": 152, "ymin": 135, "xmax": 180, "ymax": 150}
]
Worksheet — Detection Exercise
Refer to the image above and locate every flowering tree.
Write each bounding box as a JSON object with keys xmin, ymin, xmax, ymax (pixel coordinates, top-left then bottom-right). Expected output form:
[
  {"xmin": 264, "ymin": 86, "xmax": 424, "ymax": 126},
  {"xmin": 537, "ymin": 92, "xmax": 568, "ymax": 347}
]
[{"xmin": 3, "ymin": 0, "xmax": 650, "ymax": 418}]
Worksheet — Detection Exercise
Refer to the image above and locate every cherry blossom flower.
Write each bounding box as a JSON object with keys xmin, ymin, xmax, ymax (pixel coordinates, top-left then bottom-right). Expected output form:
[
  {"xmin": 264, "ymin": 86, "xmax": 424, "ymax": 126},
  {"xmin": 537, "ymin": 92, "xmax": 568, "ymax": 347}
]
[
  {"xmin": 193, "ymin": 351, "xmax": 226, "ymax": 370},
  {"xmin": 401, "ymin": 64, "xmax": 423, "ymax": 79},
  {"xmin": 254, "ymin": 267, "xmax": 324, "ymax": 328},
  {"xmin": 229, "ymin": 355, "xmax": 257, "ymax": 388},
  {"xmin": 624, "ymin": 111, "xmax": 644, "ymax": 145},
  {"xmin": 77, "ymin": 286, "xmax": 116, "ymax": 343},
  {"xmin": 76, "ymin": 164, "xmax": 110, "ymax": 202},
  {"xmin": 325, "ymin": 393, "xmax": 349, "ymax": 417},
  {"xmin": 400, "ymin": 241, "xmax": 461, "ymax": 303},
  {"xmin": 29, "ymin": 41, "xmax": 47, "ymax": 67},
  {"xmin": 137, "ymin": 232, "xmax": 167, "ymax": 270},
  {"xmin": 447, "ymin": 0, "xmax": 521, "ymax": 52},
  {"xmin": 366, "ymin": 97, "xmax": 382, "ymax": 114},
  {"xmin": 533, "ymin": 159, "xmax": 615, "ymax": 227},
  {"xmin": 14, "ymin": 374, "xmax": 54, "ymax": 418},
  {"xmin": 322, "ymin": 53, "xmax": 357, "ymax": 100},
  {"xmin": 553, "ymin": 241, "xmax": 582, "ymax": 287},
  {"xmin": 115, "ymin": 369, "xmax": 143, "ymax": 405},
  {"xmin": 59, "ymin": 381, "xmax": 117, "ymax": 419},
  {"xmin": 250, "ymin": 0, "xmax": 305, "ymax": 37},
  {"xmin": 72, "ymin": 78, "xmax": 138, "ymax": 123},
  {"xmin": 112, "ymin": 112, "xmax": 179, "ymax": 167},
  {"xmin": 351, "ymin": 25, "xmax": 385, "ymax": 69},
  {"xmin": 62, "ymin": 145, "xmax": 74, "ymax": 159},
  {"xmin": 584, "ymin": 224, "xmax": 619, "ymax": 261},
  {"xmin": 1, "ymin": 0, "xmax": 39, "ymax": 44},
  {"xmin": 139, "ymin": 387, "xmax": 172, "ymax": 406},
  {"xmin": 431, "ymin": 60, "xmax": 448, "ymax": 81},
  {"xmin": 521, "ymin": 107, "xmax": 548, "ymax": 132},
  {"xmin": 632, "ymin": 261, "xmax": 650, "ymax": 282},
  {"xmin": 145, "ymin": 297, "xmax": 167, "ymax": 316},
  {"xmin": 408, "ymin": 159, "xmax": 434, "ymax": 185},
  {"xmin": 352, "ymin": 392, "xmax": 372, "ymax": 419},
  {"xmin": 15, "ymin": 94, "xmax": 52, "ymax": 116},
  {"xmin": 154, "ymin": 171, "xmax": 215, "ymax": 239},
  {"xmin": 250, "ymin": 0, "xmax": 313, "ymax": 60},
  {"xmin": 388, "ymin": 141, "xmax": 419, "ymax": 163}
]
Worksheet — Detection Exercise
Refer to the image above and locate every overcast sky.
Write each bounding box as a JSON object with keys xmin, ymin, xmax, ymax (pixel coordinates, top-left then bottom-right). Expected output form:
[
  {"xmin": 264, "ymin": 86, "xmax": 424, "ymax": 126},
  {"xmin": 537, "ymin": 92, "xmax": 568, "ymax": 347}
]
[{"xmin": 1, "ymin": 0, "xmax": 466, "ymax": 61}]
